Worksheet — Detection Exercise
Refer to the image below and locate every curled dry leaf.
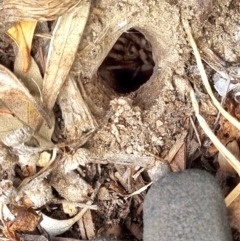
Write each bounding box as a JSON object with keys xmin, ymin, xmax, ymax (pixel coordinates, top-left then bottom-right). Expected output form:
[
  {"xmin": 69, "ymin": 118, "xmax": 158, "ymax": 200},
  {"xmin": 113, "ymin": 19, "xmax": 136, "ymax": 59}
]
[
  {"xmin": 40, "ymin": 210, "xmax": 84, "ymax": 237},
  {"xmin": 218, "ymin": 140, "xmax": 240, "ymax": 175},
  {"xmin": 3, "ymin": 206, "xmax": 41, "ymax": 241},
  {"xmin": 6, "ymin": 21, "xmax": 37, "ymax": 73}
]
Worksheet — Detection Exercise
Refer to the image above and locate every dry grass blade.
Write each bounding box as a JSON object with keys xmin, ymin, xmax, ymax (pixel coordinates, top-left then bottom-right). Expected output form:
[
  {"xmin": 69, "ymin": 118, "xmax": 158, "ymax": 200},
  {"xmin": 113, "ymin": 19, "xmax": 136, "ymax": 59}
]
[
  {"xmin": 189, "ymin": 86, "xmax": 240, "ymax": 205},
  {"xmin": 189, "ymin": 89, "xmax": 240, "ymax": 176},
  {"xmin": 182, "ymin": 18, "xmax": 240, "ymax": 205},
  {"xmin": 42, "ymin": 0, "xmax": 91, "ymax": 110},
  {"xmin": 182, "ymin": 18, "xmax": 240, "ymax": 131},
  {"xmin": 125, "ymin": 182, "xmax": 153, "ymax": 199},
  {"xmin": 225, "ymin": 183, "xmax": 240, "ymax": 207}
]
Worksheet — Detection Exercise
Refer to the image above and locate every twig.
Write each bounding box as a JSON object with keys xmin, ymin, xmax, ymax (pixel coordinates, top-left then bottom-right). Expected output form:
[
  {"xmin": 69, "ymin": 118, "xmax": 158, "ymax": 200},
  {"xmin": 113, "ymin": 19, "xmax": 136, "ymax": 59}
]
[
  {"xmin": 225, "ymin": 182, "xmax": 240, "ymax": 207},
  {"xmin": 189, "ymin": 116, "xmax": 201, "ymax": 145}
]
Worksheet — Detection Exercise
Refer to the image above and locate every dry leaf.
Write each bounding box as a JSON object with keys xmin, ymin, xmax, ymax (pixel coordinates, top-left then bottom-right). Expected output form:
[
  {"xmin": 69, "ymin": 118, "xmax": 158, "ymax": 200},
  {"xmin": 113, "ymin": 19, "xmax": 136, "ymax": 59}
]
[
  {"xmin": 1, "ymin": 0, "xmax": 80, "ymax": 22},
  {"xmin": 40, "ymin": 211, "xmax": 85, "ymax": 237},
  {"xmin": 228, "ymin": 194, "xmax": 240, "ymax": 232},
  {"xmin": 218, "ymin": 117, "xmax": 240, "ymax": 143},
  {"xmin": 170, "ymin": 143, "xmax": 186, "ymax": 172},
  {"xmin": 0, "ymin": 64, "xmax": 53, "ymax": 145},
  {"xmin": 14, "ymin": 52, "xmax": 54, "ymax": 145},
  {"xmin": 0, "ymin": 64, "xmax": 52, "ymax": 128},
  {"xmin": 6, "ymin": 21, "xmax": 37, "ymax": 73},
  {"xmin": 218, "ymin": 140, "xmax": 240, "ymax": 175},
  {"xmin": 3, "ymin": 206, "xmax": 41, "ymax": 241},
  {"xmin": 42, "ymin": 0, "xmax": 91, "ymax": 109}
]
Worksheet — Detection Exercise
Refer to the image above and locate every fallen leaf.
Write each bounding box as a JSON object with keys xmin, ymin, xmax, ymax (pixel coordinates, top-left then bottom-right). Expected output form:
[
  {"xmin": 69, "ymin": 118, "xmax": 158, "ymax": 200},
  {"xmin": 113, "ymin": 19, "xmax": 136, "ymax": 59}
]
[
  {"xmin": 170, "ymin": 143, "xmax": 186, "ymax": 172},
  {"xmin": 14, "ymin": 51, "xmax": 54, "ymax": 145},
  {"xmin": 3, "ymin": 206, "xmax": 41, "ymax": 241},
  {"xmin": 6, "ymin": 21, "xmax": 37, "ymax": 73},
  {"xmin": 228, "ymin": 194, "xmax": 240, "ymax": 233},
  {"xmin": 0, "ymin": 64, "xmax": 53, "ymax": 145},
  {"xmin": 217, "ymin": 116, "xmax": 240, "ymax": 143},
  {"xmin": 218, "ymin": 140, "xmax": 240, "ymax": 175},
  {"xmin": 40, "ymin": 211, "xmax": 85, "ymax": 237}
]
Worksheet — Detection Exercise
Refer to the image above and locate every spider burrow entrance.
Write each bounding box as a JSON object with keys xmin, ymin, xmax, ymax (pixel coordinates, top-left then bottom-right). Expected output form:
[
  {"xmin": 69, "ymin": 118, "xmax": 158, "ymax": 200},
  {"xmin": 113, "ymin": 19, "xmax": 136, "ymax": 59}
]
[{"xmin": 98, "ymin": 29, "xmax": 155, "ymax": 94}]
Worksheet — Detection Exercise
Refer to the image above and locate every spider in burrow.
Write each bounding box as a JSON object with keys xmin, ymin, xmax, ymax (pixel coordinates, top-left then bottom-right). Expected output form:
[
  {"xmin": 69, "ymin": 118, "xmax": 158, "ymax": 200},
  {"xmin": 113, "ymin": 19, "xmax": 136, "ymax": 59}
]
[{"xmin": 99, "ymin": 30, "xmax": 155, "ymax": 93}]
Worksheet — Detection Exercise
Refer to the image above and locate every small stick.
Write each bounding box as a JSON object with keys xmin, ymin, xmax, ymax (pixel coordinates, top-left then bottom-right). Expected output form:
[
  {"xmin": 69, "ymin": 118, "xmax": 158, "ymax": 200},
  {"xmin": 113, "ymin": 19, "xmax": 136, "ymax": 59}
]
[
  {"xmin": 189, "ymin": 116, "xmax": 201, "ymax": 145},
  {"xmin": 225, "ymin": 182, "xmax": 240, "ymax": 207}
]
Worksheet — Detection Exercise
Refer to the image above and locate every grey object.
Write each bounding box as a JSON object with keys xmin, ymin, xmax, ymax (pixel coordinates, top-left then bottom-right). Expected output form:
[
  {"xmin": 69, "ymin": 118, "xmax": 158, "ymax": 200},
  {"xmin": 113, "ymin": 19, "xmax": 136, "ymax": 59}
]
[
  {"xmin": 94, "ymin": 170, "xmax": 232, "ymax": 241},
  {"xmin": 144, "ymin": 169, "xmax": 232, "ymax": 241}
]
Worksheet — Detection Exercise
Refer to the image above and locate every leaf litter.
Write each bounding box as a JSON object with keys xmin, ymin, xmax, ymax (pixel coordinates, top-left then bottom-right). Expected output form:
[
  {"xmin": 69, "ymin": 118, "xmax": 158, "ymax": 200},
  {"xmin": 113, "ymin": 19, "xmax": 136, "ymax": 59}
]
[{"xmin": 1, "ymin": 0, "xmax": 240, "ymax": 240}]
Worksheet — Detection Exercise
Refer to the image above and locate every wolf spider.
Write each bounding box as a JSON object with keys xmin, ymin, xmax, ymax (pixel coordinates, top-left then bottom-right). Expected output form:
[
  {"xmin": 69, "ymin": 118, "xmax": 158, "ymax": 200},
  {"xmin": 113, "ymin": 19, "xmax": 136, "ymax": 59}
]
[{"xmin": 99, "ymin": 29, "xmax": 154, "ymax": 93}]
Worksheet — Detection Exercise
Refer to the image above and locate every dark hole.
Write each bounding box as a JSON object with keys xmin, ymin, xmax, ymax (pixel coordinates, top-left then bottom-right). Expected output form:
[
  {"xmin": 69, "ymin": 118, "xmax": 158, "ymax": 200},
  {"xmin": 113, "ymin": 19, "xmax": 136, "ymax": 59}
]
[{"xmin": 98, "ymin": 29, "xmax": 155, "ymax": 94}]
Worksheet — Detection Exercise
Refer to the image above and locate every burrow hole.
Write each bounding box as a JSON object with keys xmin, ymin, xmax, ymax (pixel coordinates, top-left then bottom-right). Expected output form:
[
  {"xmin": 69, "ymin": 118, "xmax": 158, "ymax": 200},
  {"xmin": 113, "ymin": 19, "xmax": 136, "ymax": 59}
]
[{"xmin": 98, "ymin": 29, "xmax": 155, "ymax": 94}]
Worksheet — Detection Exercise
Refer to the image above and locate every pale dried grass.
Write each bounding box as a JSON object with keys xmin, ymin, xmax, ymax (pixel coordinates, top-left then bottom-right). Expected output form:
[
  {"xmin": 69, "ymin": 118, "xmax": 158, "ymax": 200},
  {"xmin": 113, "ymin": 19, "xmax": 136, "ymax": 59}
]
[{"xmin": 1, "ymin": 0, "xmax": 80, "ymax": 21}]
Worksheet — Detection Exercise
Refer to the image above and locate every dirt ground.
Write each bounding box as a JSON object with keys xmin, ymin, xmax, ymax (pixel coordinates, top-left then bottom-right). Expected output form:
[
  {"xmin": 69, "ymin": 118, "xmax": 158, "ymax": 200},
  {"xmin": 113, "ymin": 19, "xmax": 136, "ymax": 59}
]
[{"xmin": 1, "ymin": 0, "xmax": 240, "ymax": 240}]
